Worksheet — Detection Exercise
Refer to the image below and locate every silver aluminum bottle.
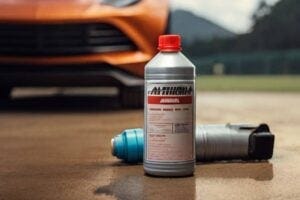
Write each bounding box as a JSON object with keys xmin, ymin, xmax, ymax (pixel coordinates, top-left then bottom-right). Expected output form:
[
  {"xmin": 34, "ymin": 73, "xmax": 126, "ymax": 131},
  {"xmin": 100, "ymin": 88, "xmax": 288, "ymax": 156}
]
[{"xmin": 144, "ymin": 35, "xmax": 196, "ymax": 177}]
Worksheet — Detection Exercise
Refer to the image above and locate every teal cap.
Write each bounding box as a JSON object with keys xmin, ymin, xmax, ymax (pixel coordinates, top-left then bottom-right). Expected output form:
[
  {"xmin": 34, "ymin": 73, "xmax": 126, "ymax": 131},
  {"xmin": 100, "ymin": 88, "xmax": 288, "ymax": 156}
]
[{"xmin": 111, "ymin": 128, "xmax": 144, "ymax": 163}]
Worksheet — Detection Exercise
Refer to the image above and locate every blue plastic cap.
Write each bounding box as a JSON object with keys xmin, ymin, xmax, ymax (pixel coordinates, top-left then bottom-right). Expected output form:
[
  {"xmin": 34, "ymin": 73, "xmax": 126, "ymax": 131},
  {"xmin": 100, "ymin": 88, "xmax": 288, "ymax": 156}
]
[{"xmin": 111, "ymin": 128, "xmax": 144, "ymax": 163}]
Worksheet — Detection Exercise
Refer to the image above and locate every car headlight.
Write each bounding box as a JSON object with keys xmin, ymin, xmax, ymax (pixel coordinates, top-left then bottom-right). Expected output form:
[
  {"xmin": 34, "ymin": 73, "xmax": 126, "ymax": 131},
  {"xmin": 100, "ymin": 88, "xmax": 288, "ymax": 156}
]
[{"xmin": 101, "ymin": 0, "xmax": 140, "ymax": 7}]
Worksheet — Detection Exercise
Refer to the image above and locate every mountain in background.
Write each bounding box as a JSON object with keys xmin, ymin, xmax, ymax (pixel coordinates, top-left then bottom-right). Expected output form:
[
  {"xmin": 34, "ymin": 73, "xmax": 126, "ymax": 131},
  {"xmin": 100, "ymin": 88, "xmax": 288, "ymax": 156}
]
[{"xmin": 168, "ymin": 9, "xmax": 235, "ymax": 44}]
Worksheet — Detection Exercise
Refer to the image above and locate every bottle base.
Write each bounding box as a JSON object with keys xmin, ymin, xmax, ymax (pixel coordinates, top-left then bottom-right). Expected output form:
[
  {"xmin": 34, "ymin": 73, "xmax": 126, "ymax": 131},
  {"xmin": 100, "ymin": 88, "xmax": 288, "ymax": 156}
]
[{"xmin": 144, "ymin": 160, "xmax": 195, "ymax": 177}]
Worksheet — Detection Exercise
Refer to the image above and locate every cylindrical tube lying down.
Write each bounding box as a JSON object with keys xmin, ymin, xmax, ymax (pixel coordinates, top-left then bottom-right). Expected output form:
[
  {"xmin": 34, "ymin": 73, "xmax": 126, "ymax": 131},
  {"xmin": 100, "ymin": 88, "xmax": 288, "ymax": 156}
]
[{"xmin": 111, "ymin": 123, "xmax": 274, "ymax": 163}]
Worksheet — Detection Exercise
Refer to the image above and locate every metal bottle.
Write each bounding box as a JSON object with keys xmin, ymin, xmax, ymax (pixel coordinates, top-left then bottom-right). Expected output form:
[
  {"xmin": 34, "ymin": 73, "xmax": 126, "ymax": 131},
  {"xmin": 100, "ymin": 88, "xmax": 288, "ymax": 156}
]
[{"xmin": 144, "ymin": 35, "xmax": 196, "ymax": 176}]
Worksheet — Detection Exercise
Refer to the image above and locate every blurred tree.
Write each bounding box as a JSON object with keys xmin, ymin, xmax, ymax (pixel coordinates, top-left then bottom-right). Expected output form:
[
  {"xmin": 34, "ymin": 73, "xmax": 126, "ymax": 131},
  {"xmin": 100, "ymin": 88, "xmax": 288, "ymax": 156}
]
[
  {"xmin": 252, "ymin": 0, "xmax": 271, "ymax": 22},
  {"xmin": 186, "ymin": 0, "xmax": 300, "ymax": 56},
  {"xmin": 247, "ymin": 0, "xmax": 300, "ymax": 50}
]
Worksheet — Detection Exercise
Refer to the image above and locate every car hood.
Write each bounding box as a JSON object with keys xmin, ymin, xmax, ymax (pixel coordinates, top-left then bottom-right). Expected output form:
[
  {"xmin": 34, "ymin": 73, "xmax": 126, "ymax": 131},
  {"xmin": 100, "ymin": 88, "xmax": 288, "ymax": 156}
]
[
  {"xmin": 0, "ymin": 0, "xmax": 108, "ymax": 21},
  {"xmin": 0, "ymin": 0, "xmax": 98, "ymax": 7}
]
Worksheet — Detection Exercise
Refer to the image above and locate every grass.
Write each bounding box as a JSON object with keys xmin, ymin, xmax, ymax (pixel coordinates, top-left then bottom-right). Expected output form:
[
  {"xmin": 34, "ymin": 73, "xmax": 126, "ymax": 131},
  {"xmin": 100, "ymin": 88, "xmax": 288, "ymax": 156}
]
[{"xmin": 196, "ymin": 75, "xmax": 300, "ymax": 92}]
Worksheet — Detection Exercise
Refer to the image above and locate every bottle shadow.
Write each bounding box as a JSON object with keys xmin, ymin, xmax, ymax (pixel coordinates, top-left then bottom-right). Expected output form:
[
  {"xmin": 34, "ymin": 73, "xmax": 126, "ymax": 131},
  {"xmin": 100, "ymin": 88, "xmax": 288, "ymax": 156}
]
[
  {"xmin": 94, "ymin": 173, "xmax": 196, "ymax": 200},
  {"xmin": 94, "ymin": 160, "xmax": 273, "ymax": 200},
  {"xmin": 196, "ymin": 160, "xmax": 273, "ymax": 181},
  {"xmin": 107, "ymin": 159, "xmax": 273, "ymax": 181}
]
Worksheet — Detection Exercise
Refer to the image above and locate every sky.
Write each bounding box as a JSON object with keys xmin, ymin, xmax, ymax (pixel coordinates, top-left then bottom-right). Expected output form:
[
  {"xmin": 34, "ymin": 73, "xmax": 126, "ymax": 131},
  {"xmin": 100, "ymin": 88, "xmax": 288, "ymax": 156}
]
[{"xmin": 172, "ymin": 0, "xmax": 280, "ymax": 33}]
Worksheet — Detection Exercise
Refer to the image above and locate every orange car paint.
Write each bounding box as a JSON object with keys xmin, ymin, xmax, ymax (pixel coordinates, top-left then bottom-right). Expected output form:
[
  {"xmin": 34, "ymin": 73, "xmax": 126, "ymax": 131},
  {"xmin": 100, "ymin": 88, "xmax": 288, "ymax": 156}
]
[{"xmin": 0, "ymin": 0, "xmax": 169, "ymax": 77}]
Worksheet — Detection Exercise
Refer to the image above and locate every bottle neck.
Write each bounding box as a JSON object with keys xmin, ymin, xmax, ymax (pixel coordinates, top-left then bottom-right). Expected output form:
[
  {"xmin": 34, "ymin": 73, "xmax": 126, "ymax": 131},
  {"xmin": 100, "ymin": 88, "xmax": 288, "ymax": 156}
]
[{"xmin": 159, "ymin": 50, "xmax": 181, "ymax": 53}]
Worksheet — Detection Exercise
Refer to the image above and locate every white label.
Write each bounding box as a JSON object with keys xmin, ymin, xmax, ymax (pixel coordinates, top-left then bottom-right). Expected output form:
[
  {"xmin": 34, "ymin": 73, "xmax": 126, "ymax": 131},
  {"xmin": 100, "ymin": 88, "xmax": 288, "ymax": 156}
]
[{"xmin": 146, "ymin": 83, "xmax": 194, "ymax": 162}]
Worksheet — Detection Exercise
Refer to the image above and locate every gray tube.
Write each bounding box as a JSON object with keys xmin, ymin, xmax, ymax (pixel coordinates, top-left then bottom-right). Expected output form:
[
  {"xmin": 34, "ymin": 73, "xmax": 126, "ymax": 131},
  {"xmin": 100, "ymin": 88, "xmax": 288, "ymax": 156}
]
[{"xmin": 196, "ymin": 124, "xmax": 250, "ymax": 161}]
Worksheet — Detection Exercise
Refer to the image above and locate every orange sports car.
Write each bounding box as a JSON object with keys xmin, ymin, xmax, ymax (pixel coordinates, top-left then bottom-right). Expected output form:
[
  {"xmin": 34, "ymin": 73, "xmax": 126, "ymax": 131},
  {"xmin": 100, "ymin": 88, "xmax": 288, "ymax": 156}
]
[{"xmin": 0, "ymin": 0, "xmax": 170, "ymax": 107}]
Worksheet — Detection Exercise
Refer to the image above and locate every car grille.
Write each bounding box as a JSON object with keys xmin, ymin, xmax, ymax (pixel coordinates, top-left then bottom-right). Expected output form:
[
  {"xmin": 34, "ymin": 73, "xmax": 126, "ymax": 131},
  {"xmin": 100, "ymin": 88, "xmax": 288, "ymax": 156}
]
[{"xmin": 0, "ymin": 23, "xmax": 136, "ymax": 56}]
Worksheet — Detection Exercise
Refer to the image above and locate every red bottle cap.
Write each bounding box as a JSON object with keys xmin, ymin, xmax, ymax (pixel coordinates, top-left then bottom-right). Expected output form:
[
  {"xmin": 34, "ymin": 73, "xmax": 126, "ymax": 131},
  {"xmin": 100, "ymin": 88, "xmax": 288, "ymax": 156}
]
[{"xmin": 158, "ymin": 34, "xmax": 182, "ymax": 52}]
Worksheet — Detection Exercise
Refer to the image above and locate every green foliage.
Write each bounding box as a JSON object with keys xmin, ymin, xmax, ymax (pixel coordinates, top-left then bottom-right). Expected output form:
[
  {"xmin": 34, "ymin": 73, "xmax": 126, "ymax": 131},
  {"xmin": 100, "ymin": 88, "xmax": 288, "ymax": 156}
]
[
  {"xmin": 191, "ymin": 49, "xmax": 300, "ymax": 75},
  {"xmin": 185, "ymin": 0, "xmax": 300, "ymax": 56},
  {"xmin": 245, "ymin": 0, "xmax": 300, "ymax": 51},
  {"xmin": 252, "ymin": 0, "xmax": 271, "ymax": 21}
]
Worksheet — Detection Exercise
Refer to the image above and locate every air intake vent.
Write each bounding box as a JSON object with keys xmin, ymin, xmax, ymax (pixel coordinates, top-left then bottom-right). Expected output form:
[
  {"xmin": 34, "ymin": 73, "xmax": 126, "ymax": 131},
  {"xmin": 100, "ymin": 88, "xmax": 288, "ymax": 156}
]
[{"xmin": 0, "ymin": 23, "xmax": 136, "ymax": 56}]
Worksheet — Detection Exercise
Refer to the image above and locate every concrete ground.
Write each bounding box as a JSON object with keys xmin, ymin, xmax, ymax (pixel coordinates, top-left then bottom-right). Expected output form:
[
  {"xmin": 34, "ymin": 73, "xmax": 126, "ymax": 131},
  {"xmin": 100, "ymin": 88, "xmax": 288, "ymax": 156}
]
[{"xmin": 0, "ymin": 91, "xmax": 299, "ymax": 200}]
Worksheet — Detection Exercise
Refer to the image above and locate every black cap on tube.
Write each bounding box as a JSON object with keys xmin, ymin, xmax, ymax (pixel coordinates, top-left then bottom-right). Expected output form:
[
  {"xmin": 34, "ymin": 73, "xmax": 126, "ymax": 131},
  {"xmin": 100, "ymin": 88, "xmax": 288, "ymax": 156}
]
[{"xmin": 248, "ymin": 124, "xmax": 275, "ymax": 160}]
